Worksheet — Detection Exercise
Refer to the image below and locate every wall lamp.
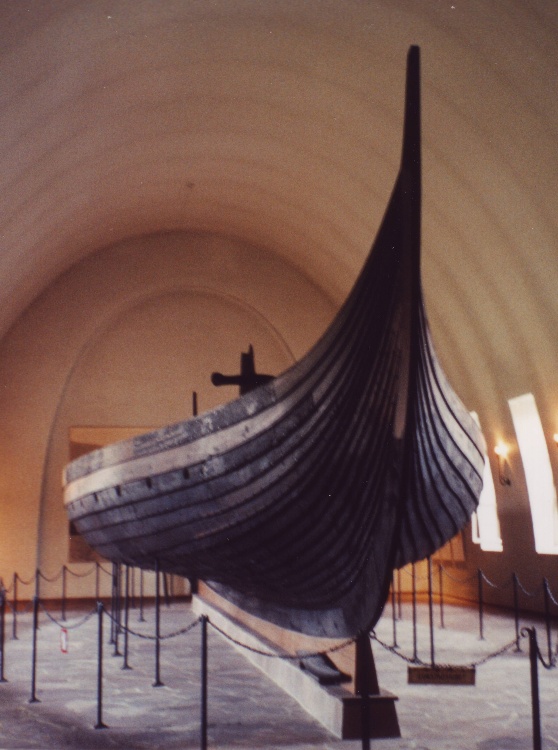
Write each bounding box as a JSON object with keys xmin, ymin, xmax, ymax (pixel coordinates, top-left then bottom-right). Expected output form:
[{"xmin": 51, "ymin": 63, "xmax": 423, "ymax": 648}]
[{"xmin": 494, "ymin": 442, "xmax": 511, "ymax": 486}]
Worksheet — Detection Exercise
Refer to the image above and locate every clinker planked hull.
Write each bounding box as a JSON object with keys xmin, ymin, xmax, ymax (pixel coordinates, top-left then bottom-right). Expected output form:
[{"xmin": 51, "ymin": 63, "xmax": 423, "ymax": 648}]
[{"xmin": 63, "ymin": 47, "xmax": 484, "ymax": 638}]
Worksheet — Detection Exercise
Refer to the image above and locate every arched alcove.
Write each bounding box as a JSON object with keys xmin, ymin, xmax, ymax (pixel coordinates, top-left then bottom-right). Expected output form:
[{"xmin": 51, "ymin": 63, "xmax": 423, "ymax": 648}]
[
  {"xmin": 0, "ymin": 231, "xmax": 335, "ymax": 588},
  {"xmin": 37, "ymin": 287, "xmax": 296, "ymax": 581}
]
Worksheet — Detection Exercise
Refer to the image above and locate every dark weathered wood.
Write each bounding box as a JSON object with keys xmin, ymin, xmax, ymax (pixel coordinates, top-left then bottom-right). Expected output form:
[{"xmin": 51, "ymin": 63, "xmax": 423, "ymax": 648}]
[
  {"xmin": 63, "ymin": 46, "xmax": 485, "ymax": 638},
  {"xmin": 211, "ymin": 344, "xmax": 274, "ymax": 395}
]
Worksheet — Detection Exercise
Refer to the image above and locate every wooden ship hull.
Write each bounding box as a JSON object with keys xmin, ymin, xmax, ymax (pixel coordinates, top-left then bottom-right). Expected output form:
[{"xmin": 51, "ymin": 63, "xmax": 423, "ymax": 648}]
[{"xmin": 63, "ymin": 47, "xmax": 485, "ymax": 638}]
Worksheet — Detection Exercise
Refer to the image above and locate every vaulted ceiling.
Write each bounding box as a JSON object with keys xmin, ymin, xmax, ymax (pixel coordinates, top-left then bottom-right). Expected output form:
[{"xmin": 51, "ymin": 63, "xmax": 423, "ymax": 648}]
[{"xmin": 0, "ymin": 0, "xmax": 556, "ymax": 441}]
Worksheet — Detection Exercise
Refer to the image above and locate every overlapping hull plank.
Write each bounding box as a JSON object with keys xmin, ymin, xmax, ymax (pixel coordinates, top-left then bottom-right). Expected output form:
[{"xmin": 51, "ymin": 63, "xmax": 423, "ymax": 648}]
[{"xmin": 63, "ymin": 47, "xmax": 485, "ymax": 638}]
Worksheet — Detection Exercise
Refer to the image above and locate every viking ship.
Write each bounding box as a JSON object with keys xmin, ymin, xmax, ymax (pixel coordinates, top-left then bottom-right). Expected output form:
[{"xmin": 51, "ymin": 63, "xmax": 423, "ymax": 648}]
[{"xmin": 63, "ymin": 46, "xmax": 485, "ymax": 638}]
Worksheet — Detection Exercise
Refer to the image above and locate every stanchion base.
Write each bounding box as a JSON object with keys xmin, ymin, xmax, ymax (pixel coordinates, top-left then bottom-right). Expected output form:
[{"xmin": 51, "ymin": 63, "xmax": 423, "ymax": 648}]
[
  {"xmin": 341, "ymin": 692, "xmax": 400, "ymax": 739},
  {"xmin": 152, "ymin": 680, "xmax": 165, "ymax": 688},
  {"xmin": 121, "ymin": 664, "xmax": 133, "ymax": 671},
  {"xmin": 28, "ymin": 697, "xmax": 41, "ymax": 704},
  {"xmin": 95, "ymin": 722, "xmax": 108, "ymax": 730},
  {"xmin": 0, "ymin": 677, "xmax": 8, "ymax": 683}
]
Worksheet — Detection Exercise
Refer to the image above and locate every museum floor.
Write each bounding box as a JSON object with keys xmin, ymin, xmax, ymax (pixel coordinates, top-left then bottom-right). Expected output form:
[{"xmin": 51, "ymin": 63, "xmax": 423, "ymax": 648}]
[{"xmin": 0, "ymin": 596, "xmax": 557, "ymax": 750}]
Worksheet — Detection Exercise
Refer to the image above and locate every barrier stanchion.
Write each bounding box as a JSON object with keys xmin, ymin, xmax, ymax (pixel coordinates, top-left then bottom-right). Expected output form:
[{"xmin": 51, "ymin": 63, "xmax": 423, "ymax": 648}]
[
  {"xmin": 109, "ymin": 563, "xmax": 116, "ymax": 645},
  {"xmin": 61, "ymin": 565, "xmax": 67, "ymax": 622},
  {"xmin": 391, "ymin": 573, "xmax": 398, "ymax": 648},
  {"xmin": 427, "ymin": 557, "xmax": 435, "ymax": 666},
  {"xmin": 122, "ymin": 566, "xmax": 131, "ymax": 670},
  {"xmin": 513, "ymin": 573, "xmax": 521, "ymax": 651},
  {"xmin": 29, "ymin": 596, "xmax": 40, "ymax": 703},
  {"xmin": 397, "ymin": 569, "xmax": 402, "ymax": 620},
  {"xmin": 12, "ymin": 573, "xmax": 17, "ymax": 640},
  {"xmin": 543, "ymin": 578, "xmax": 553, "ymax": 665},
  {"xmin": 355, "ymin": 632, "xmax": 373, "ymax": 750},
  {"xmin": 95, "ymin": 602, "xmax": 108, "ymax": 730},
  {"xmin": 200, "ymin": 615, "xmax": 208, "ymax": 750},
  {"xmin": 34, "ymin": 570, "xmax": 40, "ymax": 630},
  {"xmin": 130, "ymin": 567, "xmax": 136, "ymax": 610},
  {"xmin": 139, "ymin": 569, "xmax": 146, "ymax": 622},
  {"xmin": 438, "ymin": 563, "xmax": 445, "ymax": 629},
  {"xmin": 477, "ymin": 569, "xmax": 484, "ymax": 641},
  {"xmin": 523, "ymin": 627, "xmax": 542, "ymax": 750},
  {"xmin": 411, "ymin": 562, "xmax": 418, "ymax": 662},
  {"xmin": 0, "ymin": 592, "xmax": 7, "ymax": 682},
  {"xmin": 153, "ymin": 560, "xmax": 164, "ymax": 687},
  {"xmin": 95, "ymin": 562, "xmax": 100, "ymax": 601},
  {"xmin": 163, "ymin": 573, "xmax": 170, "ymax": 608},
  {"xmin": 111, "ymin": 563, "xmax": 121, "ymax": 655}
]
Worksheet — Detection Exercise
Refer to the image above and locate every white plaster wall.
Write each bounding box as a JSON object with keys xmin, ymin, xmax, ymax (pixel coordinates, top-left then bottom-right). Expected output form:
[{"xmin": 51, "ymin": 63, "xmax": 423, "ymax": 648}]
[{"xmin": 0, "ymin": 231, "xmax": 335, "ymax": 597}]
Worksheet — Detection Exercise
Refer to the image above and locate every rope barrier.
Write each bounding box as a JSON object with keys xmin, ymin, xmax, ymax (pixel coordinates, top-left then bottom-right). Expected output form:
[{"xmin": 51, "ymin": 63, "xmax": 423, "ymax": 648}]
[
  {"xmin": 65, "ymin": 565, "xmax": 97, "ymax": 579},
  {"xmin": 470, "ymin": 638, "xmax": 521, "ymax": 668},
  {"xmin": 38, "ymin": 601, "xmax": 97, "ymax": 630},
  {"xmin": 103, "ymin": 607, "xmax": 201, "ymax": 641},
  {"xmin": 400, "ymin": 566, "xmax": 431, "ymax": 582},
  {"xmin": 546, "ymin": 584, "xmax": 558, "ymax": 608},
  {"xmin": 4, "ymin": 598, "xmax": 33, "ymax": 616},
  {"xmin": 207, "ymin": 618, "xmax": 357, "ymax": 661},
  {"xmin": 38, "ymin": 569, "xmax": 64, "ymax": 583},
  {"xmin": 528, "ymin": 633, "xmax": 555, "ymax": 671},
  {"xmin": 439, "ymin": 566, "xmax": 478, "ymax": 585},
  {"xmin": 0, "ymin": 582, "xmax": 555, "ymax": 750},
  {"xmin": 372, "ymin": 629, "xmax": 521, "ymax": 670},
  {"xmin": 479, "ymin": 570, "xmax": 513, "ymax": 590},
  {"xmin": 371, "ymin": 631, "xmax": 426, "ymax": 666},
  {"xmin": 516, "ymin": 578, "xmax": 543, "ymax": 598},
  {"xmin": 15, "ymin": 574, "xmax": 35, "ymax": 587}
]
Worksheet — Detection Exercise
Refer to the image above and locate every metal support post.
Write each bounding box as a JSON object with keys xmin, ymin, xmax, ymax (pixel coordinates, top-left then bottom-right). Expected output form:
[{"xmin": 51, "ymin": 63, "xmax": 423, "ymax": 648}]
[
  {"xmin": 139, "ymin": 569, "xmax": 145, "ymax": 622},
  {"xmin": 34, "ymin": 569, "xmax": 40, "ymax": 630},
  {"xmin": 163, "ymin": 572, "xmax": 170, "ymax": 608},
  {"xmin": 95, "ymin": 602, "xmax": 108, "ymax": 729},
  {"xmin": 29, "ymin": 596, "xmax": 40, "ymax": 703},
  {"xmin": 391, "ymin": 572, "xmax": 398, "ymax": 648},
  {"xmin": 355, "ymin": 632, "xmax": 379, "ymax": 750},
  {"xmin": 95, "ymin": 562, "xmax": 100, "ymax": 601},
  {"xmin": 111, "ymin": 563, "xmax": 121, "ymax": 656},
  {"xmin": 61, "ymin": 565, "xmax": 67, "ymax": 621},
  {"xmin": 201, "ymin": 615, "xmax": 208, "ymax": 750},
  {"xmin": 477, "ymin": 568, "xmax": 484, "ymax": 640},
  {"xmin": 411, "ymin": 562, "xmax": 418, "ymax": 662},
  {"xmin": 153, "ymin": 560, "xmax": 164, "ymax": 687},
  {"xmin": 526, "ymin": 627, "xmax": 542, "ymax": 750},
  {"xmin": 122, "ymin": 566, "xmax": 131, "ymax": 670},
  {"xmin": 427, "ymin": 557, "xmax": 435, "ymax": 666},
  {"xmin": 438, "ymin": 563, "xmax": 445, "ymax": 629},
  {"xmin": 12, "ymin": 573, "xmax": 18, "ymax": 640},
  {"xmin": 130, "ymin": 567, "xmax": 136, "ymax": 609},
  {"xmin": 543, "ymin": 578, "xmax": 553, "ymax": 665},
  {"xmin": 0, "ymin": 592, "xmax": 7, "ymax": 682},
  {"xmin": 513, "ymin": 573, "xmax": 521, "ymax": 651}
]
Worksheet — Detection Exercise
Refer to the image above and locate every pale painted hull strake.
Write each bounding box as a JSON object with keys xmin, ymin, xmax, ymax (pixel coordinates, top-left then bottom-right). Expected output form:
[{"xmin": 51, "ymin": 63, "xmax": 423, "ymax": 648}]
[{"xmin": 63, "ymin": 47, "xmax": 484, "ymax": 638}]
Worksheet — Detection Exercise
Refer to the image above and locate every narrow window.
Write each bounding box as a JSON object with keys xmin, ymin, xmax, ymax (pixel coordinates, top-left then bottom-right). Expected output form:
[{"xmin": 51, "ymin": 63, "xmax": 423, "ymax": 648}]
[
  {"xmin": 470, "ymin": 412, "xmax": 503, "ymax": 552},
  {"xmin": 508, "ymin": 393, "xmax": 558, "ymax": 555}
]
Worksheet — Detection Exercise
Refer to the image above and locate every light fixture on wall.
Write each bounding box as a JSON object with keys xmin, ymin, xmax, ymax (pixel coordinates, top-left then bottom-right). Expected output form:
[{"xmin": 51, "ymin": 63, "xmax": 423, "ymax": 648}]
[
  {"xmin": 553, "ymin": 433, "xmax": 558, "ymax": 447},
  {"xmin": 494, "ymin": 442, "xmax": 511, "ymax": 486}
]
